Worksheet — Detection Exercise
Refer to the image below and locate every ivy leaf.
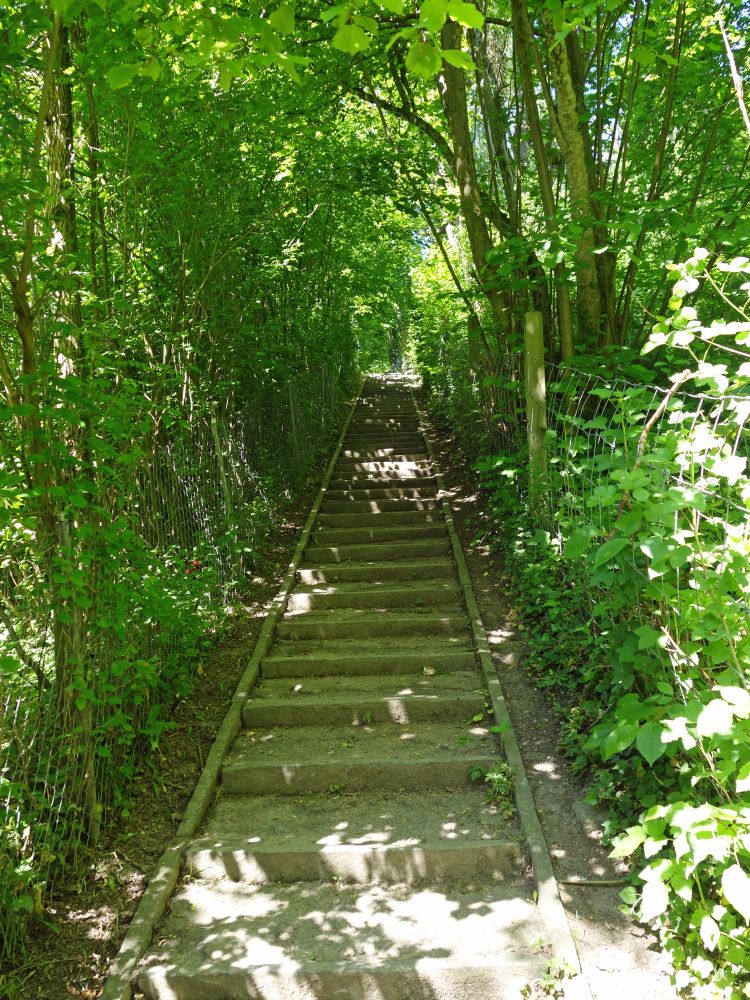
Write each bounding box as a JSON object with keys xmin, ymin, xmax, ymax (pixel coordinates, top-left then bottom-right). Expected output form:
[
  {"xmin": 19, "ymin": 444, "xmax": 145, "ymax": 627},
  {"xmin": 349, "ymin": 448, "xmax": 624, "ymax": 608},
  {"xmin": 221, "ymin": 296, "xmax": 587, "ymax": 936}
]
[
  {"xmin": 442, "ymin": 48, "xmax": 476, "ymax": 70},
  {"xmin": 592, "ymin": 536, "xmax": 630, "ymax": 569},
  {"xmin": 640, "ymin": 879, "xmax": 670, "ymax": 922},
  {"xmin": 636, "ymin": 722, "xmax": 666, "ymax": 765},
  {"xmin": 447, "ymin": 0, "xmax": 484, "ymax": 29},
  {"xmin": 405, "ymin": 39, "xmax": 442, "ymax": 78},
  {"xmin": 332, "ymin": 23, "xmax": 370, "ymax": 54},
  {"xmin": 722, "ymin": 864, "xmax": 750, "ymax": 922}
]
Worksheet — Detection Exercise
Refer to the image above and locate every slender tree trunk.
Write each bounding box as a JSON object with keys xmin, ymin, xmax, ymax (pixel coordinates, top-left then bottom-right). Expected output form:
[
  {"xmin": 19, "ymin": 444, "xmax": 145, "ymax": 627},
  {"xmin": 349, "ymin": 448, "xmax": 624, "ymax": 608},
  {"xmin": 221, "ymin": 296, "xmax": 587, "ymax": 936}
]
[
  {"xmin": 512, "ymin": 0, "xmax": 574, "ymax": 358},
  {"xmin": 541, "ymin": 10, "xmax": 602, "ymax": 347},
  {"xmin": 616, "ymin": 0, "xmax": 686, "ymax": 341},
  {"xmin": 439, "ymin": 19, "xmax": 510, "ymax": 336}
]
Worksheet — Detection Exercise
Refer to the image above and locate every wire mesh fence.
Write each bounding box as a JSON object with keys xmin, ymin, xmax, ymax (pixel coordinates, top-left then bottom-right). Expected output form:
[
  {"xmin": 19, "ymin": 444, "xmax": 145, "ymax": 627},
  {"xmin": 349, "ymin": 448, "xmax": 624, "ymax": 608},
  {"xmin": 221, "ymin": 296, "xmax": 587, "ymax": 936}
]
[
  {"xmin": 427, "ymin": 346, "xmax": 749, "ymax": 755},
  {"xmin": 0, "ymin": 363, "xmax": 349, "ymax": 962}
]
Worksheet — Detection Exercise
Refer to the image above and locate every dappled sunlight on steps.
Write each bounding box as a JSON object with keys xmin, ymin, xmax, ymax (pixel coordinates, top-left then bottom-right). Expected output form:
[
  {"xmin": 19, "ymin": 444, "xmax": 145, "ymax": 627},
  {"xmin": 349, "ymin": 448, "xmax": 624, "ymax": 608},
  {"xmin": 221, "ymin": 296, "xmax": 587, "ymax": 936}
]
[{"xmin": 135, "ymin": 374, "xmax": 558, "ymax": 1000}]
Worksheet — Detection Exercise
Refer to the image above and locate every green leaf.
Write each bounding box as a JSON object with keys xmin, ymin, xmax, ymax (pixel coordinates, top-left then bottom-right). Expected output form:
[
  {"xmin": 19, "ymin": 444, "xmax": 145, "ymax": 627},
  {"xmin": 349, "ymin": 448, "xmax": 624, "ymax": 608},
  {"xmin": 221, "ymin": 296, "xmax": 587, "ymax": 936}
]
[
  {"xmin": 379, "ymin": 0, "xmax": 404, "ymax": 11},
  {"xmin": 106, "ymin": 64, "xmax": 141, "ymax": 90},
  {"xmin": 447, "ymin": 0, "xmax": 484, "ymax": 29},
  {"xmin": 736, "ymin": 761, "xmax": 750, "ymax": 794},
  {"xmin": 722, "ymin": 864, "xmax": 750, "ymax": 922},
  {"xmin": 419, "ymin": 0, "xmax": 449, "ymax": 32},
  {"xmin": 332, "ymin": 23, "xmax": 370, "ymax": 53},
  {"xmin": 699, "ymin": 912, "xmax": 720, "ymax": 951},
  {"xmin": 601, "ymin": 721, "xmax": 638, "ymax": 761},
  {"xmin": 636, "ymin": 722, "xmax": 666, "ymax": 766},
  {"xmin": 442, "ymin": 48, "xmax": 476, "ymax": 70},
  {"xmin": 405, "ymin": 39, "xmax": 443, "ymax": 78},
  {"xmin": 640, "ymin": 879, "xmax": 669, "ymax": 922},
  {"xmin": 592, "ymin": 536, "xmax": 630, "ymax": 569},
  {"xmin": 610, "ymin": 825, "xmax": 646, "ymax": 858},
  {"xmin": 563, "ymin": 527, "xmax": 591, "ymax": 560},
  {"xmin": 269, "ymin": 4, "xmax": 296, "ymax": 36},
  {"xmin": 696, "ymin": 699, "xmax": 735, "ymax": 738}
]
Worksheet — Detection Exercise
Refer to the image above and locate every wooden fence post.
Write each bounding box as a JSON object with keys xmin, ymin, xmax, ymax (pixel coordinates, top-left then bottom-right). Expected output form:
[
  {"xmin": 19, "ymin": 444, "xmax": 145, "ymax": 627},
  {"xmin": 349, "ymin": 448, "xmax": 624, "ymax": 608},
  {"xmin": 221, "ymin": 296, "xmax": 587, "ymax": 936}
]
[{"xmin": 524, "ymin": 310, "xmax": 548, "ymax": 503}]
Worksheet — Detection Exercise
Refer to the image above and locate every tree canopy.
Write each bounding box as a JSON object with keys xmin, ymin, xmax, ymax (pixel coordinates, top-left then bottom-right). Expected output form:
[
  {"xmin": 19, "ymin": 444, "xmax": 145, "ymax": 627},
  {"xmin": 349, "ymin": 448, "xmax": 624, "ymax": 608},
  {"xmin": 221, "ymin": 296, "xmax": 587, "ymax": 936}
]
[{"xmin": 2, "ymin": 0, "xmax": 750, "ymax": 995}]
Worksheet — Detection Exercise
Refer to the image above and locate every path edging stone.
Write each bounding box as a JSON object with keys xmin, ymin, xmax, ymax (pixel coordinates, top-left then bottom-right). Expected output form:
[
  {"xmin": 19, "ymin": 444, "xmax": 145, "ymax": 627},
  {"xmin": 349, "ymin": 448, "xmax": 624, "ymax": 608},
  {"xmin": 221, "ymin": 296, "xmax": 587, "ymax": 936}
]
[
  {"xmin": 411, "ymin": 388, "xmax": 593, "ymax": 1000},
  {"xmin": 100, "ymin": 384, "xmax": 362, "ymax": 1000}
]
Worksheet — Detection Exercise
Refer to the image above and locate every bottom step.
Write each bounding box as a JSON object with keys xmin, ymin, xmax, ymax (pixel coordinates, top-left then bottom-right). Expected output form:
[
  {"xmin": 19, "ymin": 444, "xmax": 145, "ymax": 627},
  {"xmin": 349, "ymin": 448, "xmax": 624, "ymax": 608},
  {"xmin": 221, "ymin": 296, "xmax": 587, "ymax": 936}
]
[{"xmin": 138, "ymin": 880, "xmax": 548, "ymax": 1000}]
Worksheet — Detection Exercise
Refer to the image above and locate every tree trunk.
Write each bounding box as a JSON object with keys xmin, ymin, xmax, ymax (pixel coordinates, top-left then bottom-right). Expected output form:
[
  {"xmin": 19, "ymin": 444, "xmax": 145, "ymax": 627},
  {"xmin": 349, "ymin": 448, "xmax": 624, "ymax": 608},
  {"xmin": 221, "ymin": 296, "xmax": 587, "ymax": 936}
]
[
  {"xmin": 439, "ymin": 19, "xmax": 510, "ymax": 336},
  {"xmin": 512, "ymin": 0, "xmax": 574, "ymax": 359},
  {"xmin": 541, "ymin": 10, "xmax": 602, "ymax": 347}
]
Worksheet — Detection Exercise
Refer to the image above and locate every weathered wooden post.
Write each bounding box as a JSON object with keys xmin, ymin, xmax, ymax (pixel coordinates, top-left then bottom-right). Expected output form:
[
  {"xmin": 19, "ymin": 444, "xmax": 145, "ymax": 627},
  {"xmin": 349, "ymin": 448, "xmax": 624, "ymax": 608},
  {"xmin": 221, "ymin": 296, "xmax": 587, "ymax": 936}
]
[{"xmin": 524, "ymin": 310, "xmax": 548, "ymax": 504}]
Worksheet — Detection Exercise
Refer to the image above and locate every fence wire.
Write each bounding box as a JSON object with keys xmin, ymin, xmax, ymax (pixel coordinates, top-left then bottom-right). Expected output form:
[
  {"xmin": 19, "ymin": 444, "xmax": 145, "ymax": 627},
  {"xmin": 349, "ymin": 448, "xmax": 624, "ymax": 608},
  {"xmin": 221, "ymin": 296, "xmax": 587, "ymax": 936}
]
[
  {"xmin": 437, "ymin": 354, "xmax": 749, "ymax": 716},
  {"xmin": 0, "ymin": 364, "xmax": 348, "ymax": 963}
]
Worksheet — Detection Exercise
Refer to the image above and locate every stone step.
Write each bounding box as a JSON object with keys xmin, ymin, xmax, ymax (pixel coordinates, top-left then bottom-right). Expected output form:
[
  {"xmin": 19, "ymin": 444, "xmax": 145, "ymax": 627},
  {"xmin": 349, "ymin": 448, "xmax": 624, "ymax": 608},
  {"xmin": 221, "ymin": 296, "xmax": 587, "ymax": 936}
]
[
  {"xmin": 261, "ymin": 645, "xmax": 475, "ymax": 678},
  {"xmin": 334, "ymin": 460, "xmax": 433, "ymax": 475},
  {"xmin": 296, "ymin": 558, "xmax": 455, "ymax": 584},
  {"xmin": 187, "ymin": 798, "xmax": 521, "ymax": 885},
  {"xmin": 327, "ymin": 475, "xmax": 437, "ymax": 489},
  {"xmin": 320, "ymin": 498, "xmax": 439, "ymax": 513},
  {"xmin": 324, "ymin": 487, "xmax": 438, "ymax": 501},
  {"xmin": 344, "ymin": 432, "xmax": 425, "ymax": 443},
  {"xmin": 243, "ymin": 670, "xmax": 483, "ymax": 726},
  {"xmin": 286, "ymin": 580, "xmax": 460, "ymax": 611},
  {"xmin": 275, "ymin": 610, "xmax": 466, "ymax": 641},
  {"xmin": 243, "ymin": 691, "xmax": 482, "ymax": 728},
  {"xmin": 340, "ymin": 449, "xmax": 428, "ymax": 461},
  {"xmin": 311, "ymin": 524, "xmax": 446, "ymax": 546},
  {"xmin": 187, "ymin": 787, "xmax": 521, "ymax": 882},
  {"xmin": 316, "ymin": 510, "xmax": 439, "ymax": 527},
  {"xmin": 305, "ymin": 537, "xmax": 451, "ymax": 563},
  {"xmin": 137, "ymin": 880, "xmax": 546, "ymax": 1000},
  {"xmin": 222, "ymin": 721, "xmax": 497, "ymax": 795}
]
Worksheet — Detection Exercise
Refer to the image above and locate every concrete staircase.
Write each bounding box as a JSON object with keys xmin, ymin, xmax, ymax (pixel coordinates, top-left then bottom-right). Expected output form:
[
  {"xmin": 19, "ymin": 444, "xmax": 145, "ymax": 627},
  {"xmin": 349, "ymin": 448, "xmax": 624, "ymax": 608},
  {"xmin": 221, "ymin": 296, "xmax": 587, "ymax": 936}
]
[{"xmin": 136, "ymin": 376, "xmax": 553, "ymax": 999}]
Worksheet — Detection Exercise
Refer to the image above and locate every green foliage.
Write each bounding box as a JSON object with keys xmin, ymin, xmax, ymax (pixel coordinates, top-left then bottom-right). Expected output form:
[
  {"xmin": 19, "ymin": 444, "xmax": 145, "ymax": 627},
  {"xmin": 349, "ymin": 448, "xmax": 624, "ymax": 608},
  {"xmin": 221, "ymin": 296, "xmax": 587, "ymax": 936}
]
[{"xmin": 418, "ymin": 253, "xmax": 750, "ymax": 997}]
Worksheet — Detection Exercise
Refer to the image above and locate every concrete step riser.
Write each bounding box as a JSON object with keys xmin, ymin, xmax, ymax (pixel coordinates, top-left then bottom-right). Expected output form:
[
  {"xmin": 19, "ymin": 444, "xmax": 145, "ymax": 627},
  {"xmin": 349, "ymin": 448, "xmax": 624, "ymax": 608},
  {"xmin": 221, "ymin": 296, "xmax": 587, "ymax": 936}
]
[
  {"xmin": 305, "ymin": 539, "xmax": 451, "ymax": 563},
  {"xmin": 316, "ymin": 511, "xmax": 439, "ymax": 526},
  {"xmin": 139, "ymin": 961, "xmax": 542, "ymax": 1000},
  {"xmin": 296, "ymin": 561, "xmax": 455, "ymax": 584},
  {"xmin": 321, "ymin": 500, "xmax": 438, "ymax": 513},
  {"xmin": 286, "ymin": 586, "xmax": 460, "ymax": 611},
  {"xmin": 186, "ymin": 840, "xmax": 523, "ymax": 884},
  {"xmin": 311, "ymin": 525, "xmax": 446, "ymax": 545},
  {"xmin": 327, "ymin": 476, "xmax": 437, "ymax": 489},
  {"xmin": 276, "ymin": 616, "xmax": 466, "ymax": 641},
  {"xmin": 242, "ymin": 693, "xmax": 482, "ymax": 727},
  {"xmin": 261, "ymin": 650, "xmax": 476, "ymax": 678},
  {"xmin": 335, "ymin": 460, "xmax": 432, "ymax": 472},
  {"xmin": 341, "ymin": 451, "xmax": 428, "ymax": 461},
  {"xmin": 325, "ymin": 489, "xmax": 437, "ymax": 502},
  {"xmin": 221, "ymin": 757, "xmax": 495, "ymax": 795}
]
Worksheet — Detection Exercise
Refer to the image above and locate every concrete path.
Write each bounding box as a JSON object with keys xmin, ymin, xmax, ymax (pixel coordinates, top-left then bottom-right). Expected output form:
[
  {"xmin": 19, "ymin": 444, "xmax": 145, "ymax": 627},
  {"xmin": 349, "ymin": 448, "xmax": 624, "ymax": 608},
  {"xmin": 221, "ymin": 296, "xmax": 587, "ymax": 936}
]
[{"xmin": 136, "ymin": 376, "xmax": 562, "ymax": 999}]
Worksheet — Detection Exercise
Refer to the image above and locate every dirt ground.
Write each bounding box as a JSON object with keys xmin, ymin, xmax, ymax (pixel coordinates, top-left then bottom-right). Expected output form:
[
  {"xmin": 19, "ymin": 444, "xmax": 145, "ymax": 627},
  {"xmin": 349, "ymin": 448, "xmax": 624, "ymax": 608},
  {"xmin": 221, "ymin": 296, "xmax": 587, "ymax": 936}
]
[
  {"xmin": 424, "ymin": 417, "xmax": 678, "ymax": 1000},
  {"xmin": 2, "ymin": 400, "xmax": 678, "ymax": 1000}
]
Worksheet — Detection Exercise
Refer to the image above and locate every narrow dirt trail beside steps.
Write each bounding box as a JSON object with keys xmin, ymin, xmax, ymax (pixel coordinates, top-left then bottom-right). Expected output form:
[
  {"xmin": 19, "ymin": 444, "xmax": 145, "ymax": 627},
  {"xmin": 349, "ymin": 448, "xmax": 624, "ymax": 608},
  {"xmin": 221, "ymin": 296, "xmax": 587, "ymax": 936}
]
[{"xmin": 134, "ymin": 375, "xmax": 583, "ymax": 1000}]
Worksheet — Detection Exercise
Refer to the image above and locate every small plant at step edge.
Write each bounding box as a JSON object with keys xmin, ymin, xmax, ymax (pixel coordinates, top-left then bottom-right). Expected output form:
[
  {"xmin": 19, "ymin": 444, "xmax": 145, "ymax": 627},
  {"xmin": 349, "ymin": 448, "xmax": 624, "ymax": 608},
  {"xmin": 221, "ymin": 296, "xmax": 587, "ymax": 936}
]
[{"xmin": 470, "ymin": 763, "xmax": 516, "ymax": 818}]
